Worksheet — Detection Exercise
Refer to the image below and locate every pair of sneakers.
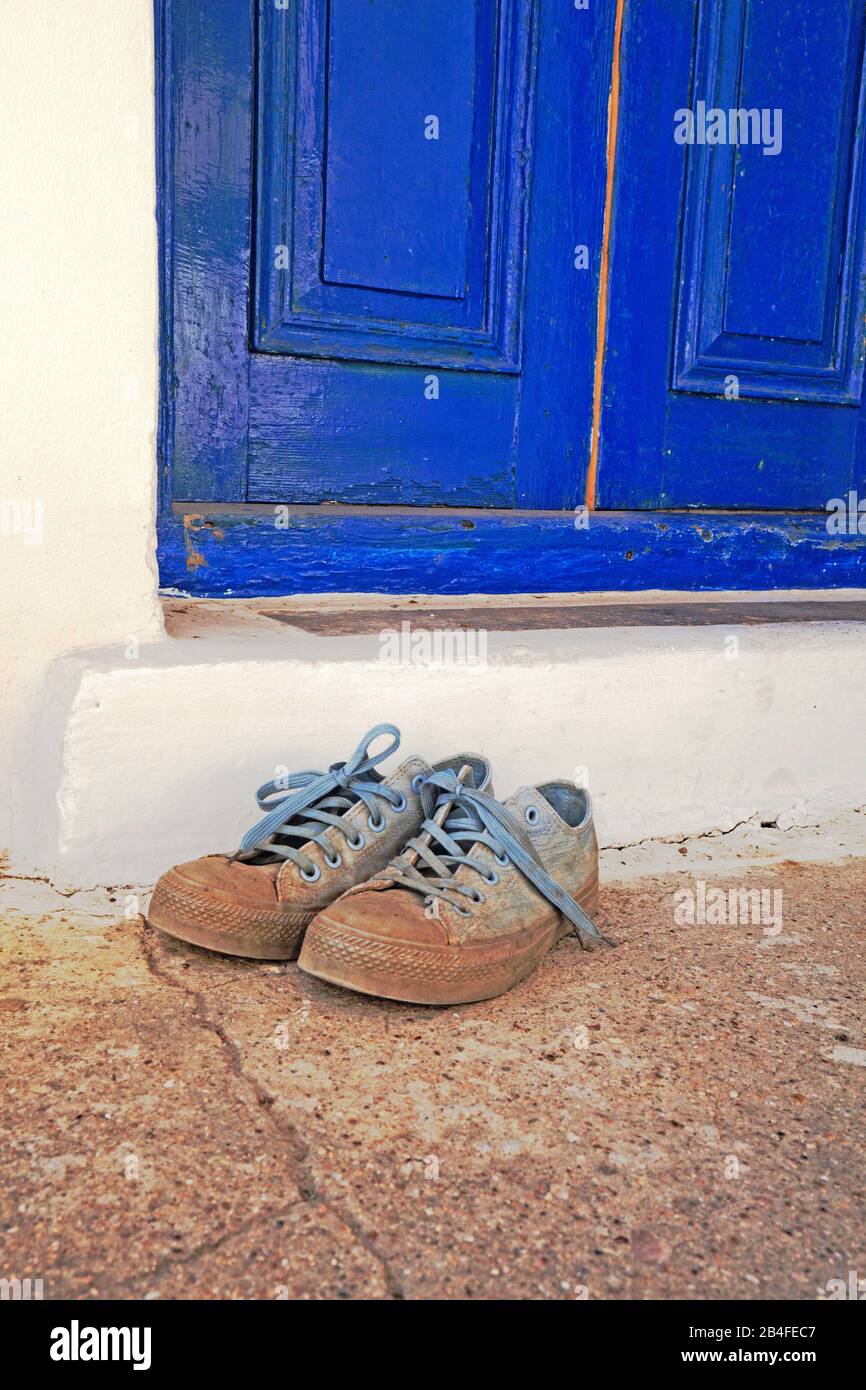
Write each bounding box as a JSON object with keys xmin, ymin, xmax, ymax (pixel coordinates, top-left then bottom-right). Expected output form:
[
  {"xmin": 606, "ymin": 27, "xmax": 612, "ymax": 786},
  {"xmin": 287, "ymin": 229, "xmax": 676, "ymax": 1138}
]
[{"xmin": 147, "ymin": 724, "xmax": 610, "ymax": 1006}]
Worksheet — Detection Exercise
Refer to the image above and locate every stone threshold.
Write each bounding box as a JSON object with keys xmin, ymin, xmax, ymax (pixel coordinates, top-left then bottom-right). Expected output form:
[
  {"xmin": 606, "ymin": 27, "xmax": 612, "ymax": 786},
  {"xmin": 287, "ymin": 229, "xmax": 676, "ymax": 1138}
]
[{"xmin": 163, "ymin": 588, "xmax": 866, "ymax": 639}]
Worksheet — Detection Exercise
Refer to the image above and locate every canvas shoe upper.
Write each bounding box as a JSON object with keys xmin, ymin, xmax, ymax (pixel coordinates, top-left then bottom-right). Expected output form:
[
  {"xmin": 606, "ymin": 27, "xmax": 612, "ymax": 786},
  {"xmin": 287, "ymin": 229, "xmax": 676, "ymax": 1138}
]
[{"xmin": 298, "ymin": 767, "xmax": 610, "ymax": 1005}]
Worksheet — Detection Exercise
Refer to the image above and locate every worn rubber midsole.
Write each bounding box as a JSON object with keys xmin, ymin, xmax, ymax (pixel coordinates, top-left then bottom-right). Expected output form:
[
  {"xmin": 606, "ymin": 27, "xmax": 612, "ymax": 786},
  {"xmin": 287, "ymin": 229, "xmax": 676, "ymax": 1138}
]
[{"xmin": 147, "ymin": 871, "xmax": 313, "ymax": 960}]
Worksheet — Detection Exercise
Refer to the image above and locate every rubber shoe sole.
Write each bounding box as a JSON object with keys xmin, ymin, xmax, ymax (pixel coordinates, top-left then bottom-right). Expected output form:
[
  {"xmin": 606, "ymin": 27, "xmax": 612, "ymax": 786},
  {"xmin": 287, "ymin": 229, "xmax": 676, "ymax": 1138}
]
[{"xmin": 147, "ymin": 868, "xmax": 312, "ymax": 960}]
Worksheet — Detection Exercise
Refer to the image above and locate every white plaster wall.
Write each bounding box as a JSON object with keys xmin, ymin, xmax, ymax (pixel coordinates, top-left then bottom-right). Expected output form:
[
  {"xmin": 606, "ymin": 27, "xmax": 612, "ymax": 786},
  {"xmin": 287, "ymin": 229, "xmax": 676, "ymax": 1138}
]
[
  {"xmin": 0, "ymin": 1, "xmax": 163, "ymax": 865},
  {"xmin": 41, "ymin": 621, "xmax": 866, "ymax": 888}
]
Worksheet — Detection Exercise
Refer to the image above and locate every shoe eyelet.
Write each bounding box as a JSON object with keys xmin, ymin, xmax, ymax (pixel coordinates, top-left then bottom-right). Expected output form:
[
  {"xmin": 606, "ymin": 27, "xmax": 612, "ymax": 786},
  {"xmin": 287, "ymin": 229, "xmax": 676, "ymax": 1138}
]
[
  {"xmin": 465, "ymin": 887, "xmax": 485, "ymax": 905},
  {"xmin": 367, "ymin": 814, "xmax": 386, "ymax": 833},
  {"xmin": 300, "ymin": 864, "xmax": 321, "ymax": 883},
  {"xmin": 324, "ymin": 850, "xmax": 342, "ymax": 869},
  {"xmin": 348, "ymin": 833, "xmax": 365, "ymax": 851},
  {"xmin": 524, "ymin": 806, "xmax": 541, "ymax": 826},
  {"xmin": 394, "ymin": 792, "xmax": 408, "ymax": 812},
  {"xmin": 494, "ymin": 851, "xmax": 510, "ymax": 868},
  {"xmin": 454, "ymin": 903, "xmax": 473, "ymax": 918},
  {"xmin": 411, "ymin": 775, "xmax": 424, "ymax": 793},
  {"xmin": 483, "ymin": 869, "xmax": 499, "ymax": 886}
]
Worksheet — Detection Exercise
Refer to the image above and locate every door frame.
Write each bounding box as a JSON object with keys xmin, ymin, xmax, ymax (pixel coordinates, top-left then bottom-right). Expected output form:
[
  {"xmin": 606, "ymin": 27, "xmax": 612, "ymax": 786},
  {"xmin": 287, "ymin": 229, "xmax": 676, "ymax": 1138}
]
[{"xmin": 156, "ymin": 0, "xmax": 866, "ymax": 596}]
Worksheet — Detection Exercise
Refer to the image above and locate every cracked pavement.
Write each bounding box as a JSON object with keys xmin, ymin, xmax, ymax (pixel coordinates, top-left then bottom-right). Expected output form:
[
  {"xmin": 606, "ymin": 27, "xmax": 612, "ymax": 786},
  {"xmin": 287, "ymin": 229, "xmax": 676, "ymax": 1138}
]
[{"xmin": 1, "ymin": 860, "xmax": 865, "ymax": 1300}]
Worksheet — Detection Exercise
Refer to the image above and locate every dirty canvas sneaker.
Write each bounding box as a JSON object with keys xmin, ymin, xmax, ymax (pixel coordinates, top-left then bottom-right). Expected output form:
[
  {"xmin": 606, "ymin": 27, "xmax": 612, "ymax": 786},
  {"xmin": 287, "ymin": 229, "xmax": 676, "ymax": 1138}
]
[
  {"xmin": 298, "ymin": 768, "xmax": 611, "ymax": 1005},
  {"xmin": 147, "ymin": 725, "xmax": 488, "ymax": 961}
]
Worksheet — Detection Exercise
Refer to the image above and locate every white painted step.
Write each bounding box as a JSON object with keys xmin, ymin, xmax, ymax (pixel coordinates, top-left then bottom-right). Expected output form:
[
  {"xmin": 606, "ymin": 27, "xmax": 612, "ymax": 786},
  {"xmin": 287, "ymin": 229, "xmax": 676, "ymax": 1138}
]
[{"xmin": 27, "ymin": 612, "xmax": 866, "ymax": 889}]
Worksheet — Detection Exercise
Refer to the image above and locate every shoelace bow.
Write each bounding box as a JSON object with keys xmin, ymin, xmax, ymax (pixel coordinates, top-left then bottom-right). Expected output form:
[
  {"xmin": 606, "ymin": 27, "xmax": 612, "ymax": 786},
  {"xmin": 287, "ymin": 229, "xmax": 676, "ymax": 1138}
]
[
  {"xmin": 382, "ymin": 769, "xmax": 612, "ymax": 949},
  {"xmin": 234, "ymin": 724, "xmax": 405, "ymax": 875}
]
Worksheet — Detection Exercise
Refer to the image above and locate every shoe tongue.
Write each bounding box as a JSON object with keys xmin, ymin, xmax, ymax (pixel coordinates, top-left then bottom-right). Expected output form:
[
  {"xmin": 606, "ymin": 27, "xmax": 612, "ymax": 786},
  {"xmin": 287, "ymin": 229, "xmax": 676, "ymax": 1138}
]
[
  {"xmin": 434, "ymin": 754, "xmax": 491, "ymax": 794},
  {"xmin": 376, "ymin": 763, "xmax": 477, "ymax": 898},
  {"xmin": 400, "ymin": 763, "xmax": 475, "ymax": 876}
]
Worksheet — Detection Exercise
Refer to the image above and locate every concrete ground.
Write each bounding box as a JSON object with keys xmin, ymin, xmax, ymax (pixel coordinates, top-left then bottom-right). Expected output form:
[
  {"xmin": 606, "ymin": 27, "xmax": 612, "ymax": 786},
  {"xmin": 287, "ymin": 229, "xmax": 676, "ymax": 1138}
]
[{"xmin": 1, "ymin": 858, "xmax": 864, "ymax": 1301}]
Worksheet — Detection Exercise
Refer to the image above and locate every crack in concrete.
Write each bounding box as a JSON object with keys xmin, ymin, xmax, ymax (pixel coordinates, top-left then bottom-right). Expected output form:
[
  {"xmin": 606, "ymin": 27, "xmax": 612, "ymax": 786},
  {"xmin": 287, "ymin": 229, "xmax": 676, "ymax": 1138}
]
[
  {"xmin": 604, "ymin": 803, "xmax": 866, "ymax": 854},
  {"xmin": 0, "ymin": 872, "xmax": 103, "ymax": 897},
  {"xmin": 605, "ymin": 817, "xmax": 756, "ymax": 853},
  {"xmin": 0, "ymin": 872, "xmax": 146, "ymax": 896},
  {"xmin": 138, "ymin": 919, "xmax": 404, "ymax": 1300}
]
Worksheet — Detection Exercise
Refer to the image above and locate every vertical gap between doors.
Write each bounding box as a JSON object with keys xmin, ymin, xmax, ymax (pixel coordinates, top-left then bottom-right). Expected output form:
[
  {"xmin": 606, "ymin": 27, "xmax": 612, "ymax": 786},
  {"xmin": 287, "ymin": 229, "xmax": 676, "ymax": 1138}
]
[{"xmin": 586, "ymin": 0, "xmax": 626, "ymax": 511}]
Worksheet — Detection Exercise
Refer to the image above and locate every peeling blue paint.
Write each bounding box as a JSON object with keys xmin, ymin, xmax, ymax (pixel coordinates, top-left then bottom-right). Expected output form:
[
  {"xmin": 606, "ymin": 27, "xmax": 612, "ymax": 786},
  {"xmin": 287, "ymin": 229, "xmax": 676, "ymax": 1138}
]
[{"xmin": 160, "ymin": 507, "xmax": 866, "ymax": 597}]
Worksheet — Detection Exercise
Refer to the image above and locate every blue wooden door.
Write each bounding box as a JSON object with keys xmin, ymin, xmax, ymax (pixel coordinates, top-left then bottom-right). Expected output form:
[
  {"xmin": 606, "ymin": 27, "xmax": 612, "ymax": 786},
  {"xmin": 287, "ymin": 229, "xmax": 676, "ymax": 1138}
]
[
  {"xmin": 168, "ymin": 0, "xmax": 614, "ymax": 511},
  {"xmin": 600, "ymin": 0, "xmax": 866, "ymax": 510},
  {"xmin": 159, "ymin": 0, "xmax": 866, "ymax": 593}
]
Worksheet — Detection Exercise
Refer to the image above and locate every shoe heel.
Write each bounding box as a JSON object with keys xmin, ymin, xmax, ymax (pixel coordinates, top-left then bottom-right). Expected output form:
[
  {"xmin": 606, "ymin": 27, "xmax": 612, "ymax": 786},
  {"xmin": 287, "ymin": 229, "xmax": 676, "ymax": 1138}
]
[
  {"xmin": 570, "ymin": 875, "xmax": 614, "ymax": 950},
  {"xmin": 577, "ymin": 876, "xmax": 599, "ymax": 920}
]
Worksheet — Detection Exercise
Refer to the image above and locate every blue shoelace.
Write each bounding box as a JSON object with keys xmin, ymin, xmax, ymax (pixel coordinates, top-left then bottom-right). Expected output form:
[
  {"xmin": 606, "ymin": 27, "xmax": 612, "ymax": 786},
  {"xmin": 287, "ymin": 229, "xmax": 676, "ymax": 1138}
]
[
  {"xmin": 383, "ymin": 768, "xmax": 612, "ymax": 949},
  {"xmin": 234, "ymin": 724, "xmax": 407, "ymax": 878}
]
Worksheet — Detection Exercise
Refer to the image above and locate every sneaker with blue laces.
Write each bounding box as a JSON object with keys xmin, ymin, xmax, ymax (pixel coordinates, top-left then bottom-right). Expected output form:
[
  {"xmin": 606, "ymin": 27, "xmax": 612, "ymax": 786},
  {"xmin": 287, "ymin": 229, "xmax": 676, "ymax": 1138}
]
[
  {"xmin": 298, "ymin": 766, "xmax": 611, "ymax": 1005},
  {"xmin": 147, "ymin": 726, "xmax": 488, "ymax": 961}
]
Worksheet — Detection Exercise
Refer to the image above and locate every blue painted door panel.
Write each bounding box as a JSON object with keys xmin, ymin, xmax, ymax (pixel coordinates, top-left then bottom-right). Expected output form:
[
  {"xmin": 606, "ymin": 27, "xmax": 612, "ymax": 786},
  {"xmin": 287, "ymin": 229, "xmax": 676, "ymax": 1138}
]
[
  {"xmin": 600, "ymin": 0, "xmax": 866, "ymax": 510},
  {"xmin": 247, "ymin": 356, "xmax": 516, "ymax": 506},
  {"xmin": 166, "ymin": 0, "xmax": 614, "ymax": 510},
  {"xmin": 254, "ymin": 0, "xmax": 519, "ymax": 360},
  {"xmin": 322, "ymin": 1, "xmax": 477, "ymax": 299},
  {"xmin": 167, "ymin": 0, "xmax": 617, "ymax": 511},
  {"xmin": 248, "ymin": 0, "xmax": 523, "ymax": 502},
  {"xmin": 235, "ymin": 0, "xmax": 609, "ymax": 508}
]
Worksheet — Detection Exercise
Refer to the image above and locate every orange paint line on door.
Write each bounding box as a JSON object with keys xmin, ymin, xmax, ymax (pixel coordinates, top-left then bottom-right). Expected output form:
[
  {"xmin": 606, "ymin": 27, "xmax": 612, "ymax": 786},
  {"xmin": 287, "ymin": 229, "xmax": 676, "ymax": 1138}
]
[{"xmin": 585, "ymin": 0, "xmax": 626, "ymax": 512}]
